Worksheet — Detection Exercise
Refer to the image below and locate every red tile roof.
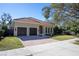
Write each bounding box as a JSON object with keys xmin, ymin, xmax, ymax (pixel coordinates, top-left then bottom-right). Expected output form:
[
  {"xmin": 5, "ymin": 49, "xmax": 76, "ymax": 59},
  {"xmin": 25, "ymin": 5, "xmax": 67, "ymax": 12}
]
[{"xmin": 14, "ymin": 17, "xmax": 52, "ymax": 26}]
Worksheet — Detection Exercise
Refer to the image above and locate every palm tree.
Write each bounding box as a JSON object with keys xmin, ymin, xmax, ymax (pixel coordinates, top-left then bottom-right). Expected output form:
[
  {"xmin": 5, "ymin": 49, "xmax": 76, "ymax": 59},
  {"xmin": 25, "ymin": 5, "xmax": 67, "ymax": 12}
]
[{"xmin": 42, "ymin": 6, "xmax": 51, "ymax": 20}]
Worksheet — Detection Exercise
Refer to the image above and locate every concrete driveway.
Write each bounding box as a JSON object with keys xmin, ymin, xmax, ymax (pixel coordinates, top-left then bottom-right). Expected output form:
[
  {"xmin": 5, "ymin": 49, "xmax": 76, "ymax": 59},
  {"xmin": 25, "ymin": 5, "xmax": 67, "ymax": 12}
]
[
  {"xmin": 18, "ymin": 36, "xmax": 50, "ymax": 41},
  {"xmin": 25, "ymin": 38, "xmax": 79, "ymax": 56},
  {"xmin": 0, "ymin": 38, "xmax": 79, "ymax": 56},
  {"xmin": 19, "ymin": 36, "xmax": 58, "ymax": 46},
  {"xmin": 23, "ymin": 38, "xmax": 58, "ymax": 46}
]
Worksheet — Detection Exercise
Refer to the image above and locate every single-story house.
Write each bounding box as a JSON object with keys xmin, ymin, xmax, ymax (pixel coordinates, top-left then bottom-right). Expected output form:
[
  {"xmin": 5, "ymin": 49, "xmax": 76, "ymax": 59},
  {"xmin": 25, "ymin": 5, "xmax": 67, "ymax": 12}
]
[{"xmin": 13, "ymin": 17, "xmax": 54, "ymax": 36}]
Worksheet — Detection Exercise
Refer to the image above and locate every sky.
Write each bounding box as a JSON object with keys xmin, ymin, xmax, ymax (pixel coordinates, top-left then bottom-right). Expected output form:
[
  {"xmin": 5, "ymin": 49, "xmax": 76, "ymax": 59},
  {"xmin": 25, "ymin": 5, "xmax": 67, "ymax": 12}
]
[{"xmin": 0, "ymin": 3, "xmax": 50, "ymax": 21}]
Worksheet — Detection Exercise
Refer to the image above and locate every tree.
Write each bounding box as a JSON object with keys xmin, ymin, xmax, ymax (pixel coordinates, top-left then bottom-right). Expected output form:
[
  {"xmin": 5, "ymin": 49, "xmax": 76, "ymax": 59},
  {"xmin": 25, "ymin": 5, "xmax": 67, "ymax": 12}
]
[
  {"xmin": 63, "ymin": 19, "xmax": 79, "ymax": 34},
  {"xmin": 1, "ymin": 13, "xmax": 12, "ymax": 26},
  {"xmin": 42, "ymin": 3, "xmax": 79, "ymax": 24},
  {"xmin": 0, "ymin": 13, "xmax": 12, "ymax": 37},
  {"xmin": 42, "ymin": 3, "xmax": 79, "ymax": 34},
  {"xmin": 42, "ymin": 6, "xmax": 51, "ymax": 20}
]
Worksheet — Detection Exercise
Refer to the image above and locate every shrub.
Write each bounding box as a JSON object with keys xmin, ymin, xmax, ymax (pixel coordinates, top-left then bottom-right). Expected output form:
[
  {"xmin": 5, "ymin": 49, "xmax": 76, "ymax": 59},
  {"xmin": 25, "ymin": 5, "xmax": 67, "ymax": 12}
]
[
  {"xmin": 0, "ymin": 30, "xmax": 5, "ymax": 40},
  {"xmin": 4, "ymin": 29, "xmax": 14, "ymax": 36},
  {"xmin": 53, "ymin": 26, "xmax": 63, "ymax": 35},
  {"xmin": 0, "ymin": 30, "xmax": 5, "ymax": 36}
]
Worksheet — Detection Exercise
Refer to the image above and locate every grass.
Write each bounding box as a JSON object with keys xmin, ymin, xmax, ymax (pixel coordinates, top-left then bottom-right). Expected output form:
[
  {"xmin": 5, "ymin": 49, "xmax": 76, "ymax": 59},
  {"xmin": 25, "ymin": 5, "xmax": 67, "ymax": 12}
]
[
  {"xmin": 0, "ymin": 37, "xmax": 24, "ymax": 51},
  {"xmin": 52, "ymin": 35, "xmax": 75, "ymax": 41},
  {"xmin": 74, "ymin": 42, "xmax": 79, "ymax": 45},
  {"xmin": 74, "ymin": 40, "xmax": 79, "ymax": 45}
]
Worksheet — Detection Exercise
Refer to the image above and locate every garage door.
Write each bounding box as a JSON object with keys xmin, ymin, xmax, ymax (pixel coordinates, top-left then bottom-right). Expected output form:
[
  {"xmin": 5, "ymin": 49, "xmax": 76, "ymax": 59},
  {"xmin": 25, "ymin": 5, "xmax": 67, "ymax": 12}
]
[
  {"xmin": 30, "ymin": 28, "xmax": 37, "ymax": 35},
  {"xmin": 17, "ymin": 27, "xmax": 27, "ymax": 36}
]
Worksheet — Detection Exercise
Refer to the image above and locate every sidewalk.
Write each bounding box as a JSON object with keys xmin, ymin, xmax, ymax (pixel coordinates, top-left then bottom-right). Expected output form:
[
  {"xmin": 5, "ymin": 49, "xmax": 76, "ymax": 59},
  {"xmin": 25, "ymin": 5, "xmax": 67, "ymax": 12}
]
[{"xmin": 0, "ymin": 47, "xmax": 32, "ymax": 56}]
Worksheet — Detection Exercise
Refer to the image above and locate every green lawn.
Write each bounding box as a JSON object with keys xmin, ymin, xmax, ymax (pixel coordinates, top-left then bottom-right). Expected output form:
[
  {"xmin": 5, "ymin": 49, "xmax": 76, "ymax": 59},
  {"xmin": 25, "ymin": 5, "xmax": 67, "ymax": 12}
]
[
  {"xmin": 0, "ymin": 37, "xmax": 24, "ymax": 51},
  {"xmin": 74, "ymin": 42, "xmax": 79, "ymax": 45},
  {"xmin": 52, "ymin": 35, "xmax": 75, "ymax": 41},
  {"xmin": 74, "ymin": 40, "xmax": 79, "ymax": 45}
]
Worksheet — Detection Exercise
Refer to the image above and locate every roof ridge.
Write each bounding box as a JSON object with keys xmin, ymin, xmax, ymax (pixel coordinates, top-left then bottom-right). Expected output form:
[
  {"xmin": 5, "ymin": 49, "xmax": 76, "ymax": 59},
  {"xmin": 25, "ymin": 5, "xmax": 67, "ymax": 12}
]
[
  {"xmin": 14, "ymin": 17, "xmax": 43, "ymax": 22},
  {"xmin": 14, "ymin": 17, "xmax": 41, "ymax": 23}
]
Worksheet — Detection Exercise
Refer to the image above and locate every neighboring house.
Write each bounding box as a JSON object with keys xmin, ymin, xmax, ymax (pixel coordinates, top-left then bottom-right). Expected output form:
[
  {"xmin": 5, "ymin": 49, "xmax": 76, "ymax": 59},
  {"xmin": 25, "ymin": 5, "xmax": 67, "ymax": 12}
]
[{"xmin": 13, "ymin": 17, "xmax": 54, "ymax": 36}]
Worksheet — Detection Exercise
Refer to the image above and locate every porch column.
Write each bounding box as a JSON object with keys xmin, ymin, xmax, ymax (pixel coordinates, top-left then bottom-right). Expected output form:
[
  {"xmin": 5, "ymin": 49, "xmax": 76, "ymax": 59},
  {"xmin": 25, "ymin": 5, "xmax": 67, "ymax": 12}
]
[
  {"xmin": 43, "ymin": 27, "xmax": 45, "ymax": 36},
  {"xmin": 37, "ymin": 27, "xmax": 39, "ymax": 36},
  {"xmin": 14, "ymin": 27, "xmax": 17, "ymax": 36},
  {"xmin": 27, "ymin": 27, "xmax": 29, "ymax": 36},
  {"xmin": 50, "ymin": 27, "xmax": 53, "ymax": 35}
]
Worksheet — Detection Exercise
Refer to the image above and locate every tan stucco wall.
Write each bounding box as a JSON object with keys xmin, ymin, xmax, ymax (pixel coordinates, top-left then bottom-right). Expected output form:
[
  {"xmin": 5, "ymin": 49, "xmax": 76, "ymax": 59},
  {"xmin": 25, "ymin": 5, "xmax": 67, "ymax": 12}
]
[{"xmin": 13, "ymin": 21, "xmax": 53, "ymax": 36}]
